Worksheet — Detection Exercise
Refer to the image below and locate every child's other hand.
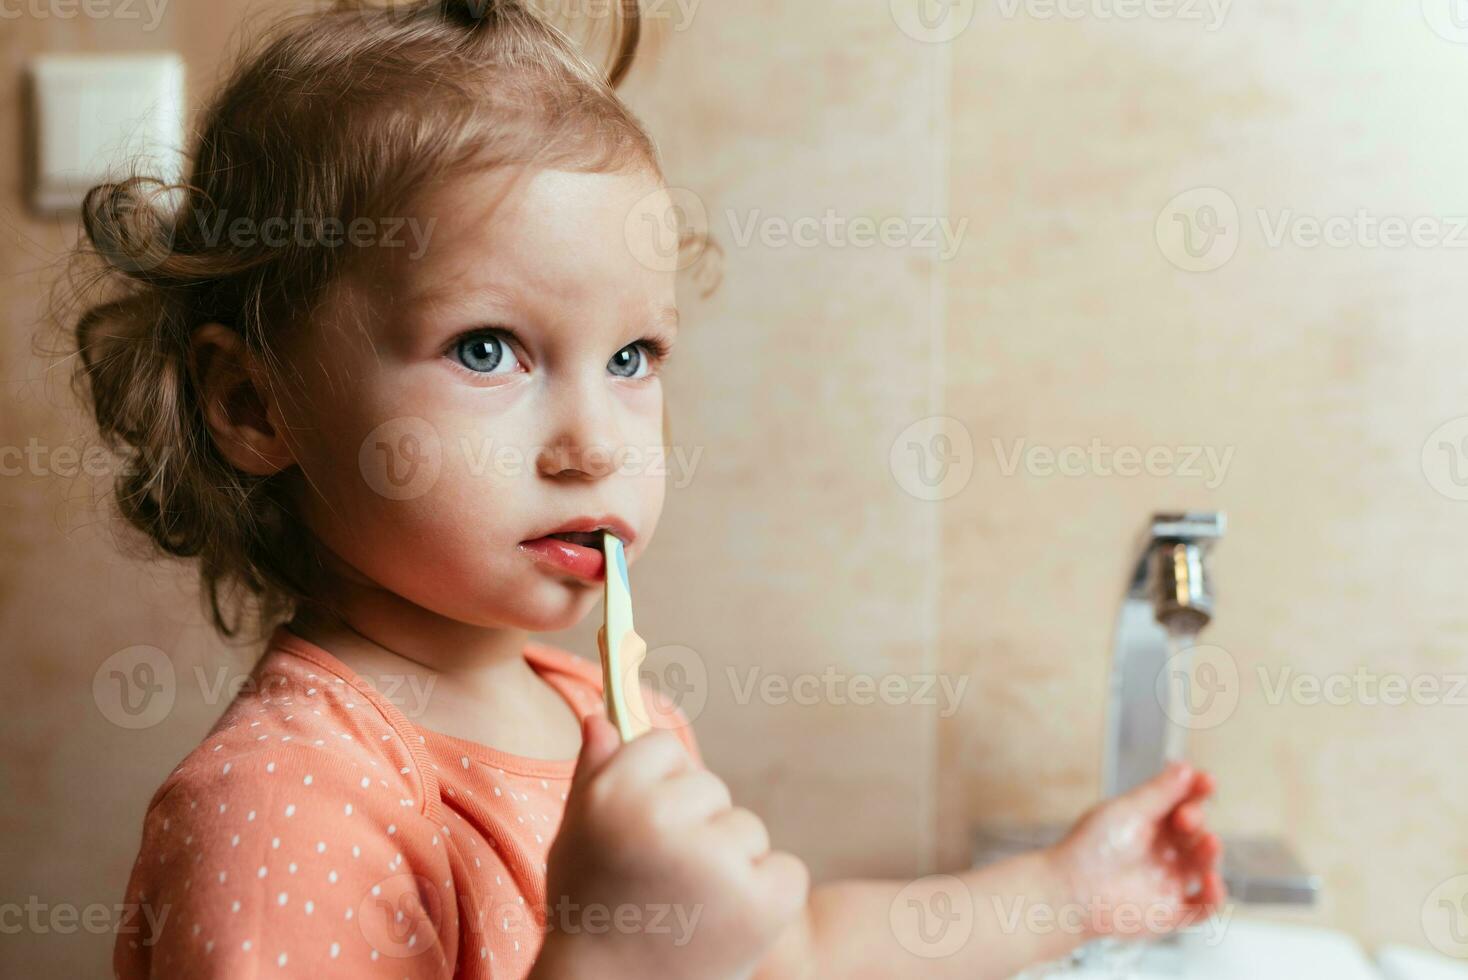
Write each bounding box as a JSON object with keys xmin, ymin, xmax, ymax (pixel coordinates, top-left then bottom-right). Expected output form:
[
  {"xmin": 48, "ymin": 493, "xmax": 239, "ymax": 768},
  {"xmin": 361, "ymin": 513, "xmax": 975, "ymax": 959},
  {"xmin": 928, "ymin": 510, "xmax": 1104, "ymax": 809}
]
[
  {"xmin": 1048, "ymin": 761, "xmax": 1227, "ymax": 941},
  {"xmin": 533, "ymin": 714, "xmax": 808, "ymax": 980}
]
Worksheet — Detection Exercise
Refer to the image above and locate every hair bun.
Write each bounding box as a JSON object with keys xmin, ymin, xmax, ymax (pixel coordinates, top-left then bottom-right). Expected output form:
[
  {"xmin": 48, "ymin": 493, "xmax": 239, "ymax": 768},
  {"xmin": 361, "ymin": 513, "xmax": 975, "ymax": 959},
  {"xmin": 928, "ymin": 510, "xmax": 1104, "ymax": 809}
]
[
  {"xmin": 81, "ymin": 177, "xmax": 182, "ymax": 282},
  {"xmin": 438, "ymin": 0, "xmax": 497, "ymax": 21}
]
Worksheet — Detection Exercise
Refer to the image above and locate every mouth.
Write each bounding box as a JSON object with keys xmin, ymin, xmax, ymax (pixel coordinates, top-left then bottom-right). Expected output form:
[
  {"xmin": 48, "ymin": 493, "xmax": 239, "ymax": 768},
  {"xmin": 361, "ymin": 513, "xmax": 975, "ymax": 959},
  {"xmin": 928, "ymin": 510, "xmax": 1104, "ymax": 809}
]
[
  {"xmin": 542, "ymin": 530, "xmax": 606, "ymax": 550},
  {"xmin": 522, "ymin": 515, "xmax": 635, "ymax": 548},
  {"xmin": 517, "ymin": 516, "xmax": 634, "ymax": 583}
]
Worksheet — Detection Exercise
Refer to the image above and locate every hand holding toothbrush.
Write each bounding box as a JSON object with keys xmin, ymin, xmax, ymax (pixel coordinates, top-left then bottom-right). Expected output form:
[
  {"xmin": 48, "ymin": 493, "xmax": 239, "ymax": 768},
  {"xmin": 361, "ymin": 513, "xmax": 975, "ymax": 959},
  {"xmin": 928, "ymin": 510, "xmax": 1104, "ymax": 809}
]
[
  {"xmin": 530, "ymin": 714, "xmax": 810, "ymax": 980},
  {"xmin": 531, "ymin": 531, "xmax": 809, "ymax": 979}
]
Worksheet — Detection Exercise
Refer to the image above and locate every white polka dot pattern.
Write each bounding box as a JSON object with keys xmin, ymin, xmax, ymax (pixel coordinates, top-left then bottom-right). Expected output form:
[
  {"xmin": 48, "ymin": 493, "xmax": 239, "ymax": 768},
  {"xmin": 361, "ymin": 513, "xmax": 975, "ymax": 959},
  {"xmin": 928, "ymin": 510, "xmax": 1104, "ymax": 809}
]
[{"xmin": 112, "ymin": 624, "xmax": 700, "ymax": 979}]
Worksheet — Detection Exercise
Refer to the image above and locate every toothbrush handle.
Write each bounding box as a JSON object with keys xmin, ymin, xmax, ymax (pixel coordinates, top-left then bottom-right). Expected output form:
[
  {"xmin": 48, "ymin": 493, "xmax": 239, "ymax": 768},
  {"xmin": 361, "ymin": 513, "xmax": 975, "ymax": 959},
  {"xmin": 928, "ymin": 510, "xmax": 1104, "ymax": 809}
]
[{"xmin": 597, "ymin": 625, "xmax": 652, "ymax": 742}]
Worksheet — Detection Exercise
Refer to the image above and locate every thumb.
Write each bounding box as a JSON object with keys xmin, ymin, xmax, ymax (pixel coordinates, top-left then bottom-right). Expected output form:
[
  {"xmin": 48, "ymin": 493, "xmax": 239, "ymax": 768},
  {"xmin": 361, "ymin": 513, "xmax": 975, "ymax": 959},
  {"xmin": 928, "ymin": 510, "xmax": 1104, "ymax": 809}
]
[
  {"xmin": 569, "ymin": 712, "xmax": 621, "ymax": 796},
  {"xmin": 1119, "ymin": 760, "xmax": 1195, "ymax": 818}
]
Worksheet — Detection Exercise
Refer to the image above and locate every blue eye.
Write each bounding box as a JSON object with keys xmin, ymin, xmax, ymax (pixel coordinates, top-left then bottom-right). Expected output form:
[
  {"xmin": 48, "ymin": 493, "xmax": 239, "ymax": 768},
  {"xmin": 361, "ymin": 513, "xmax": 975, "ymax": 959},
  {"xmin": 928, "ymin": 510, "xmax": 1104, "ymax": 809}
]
[
  {"xmin": 608, "ymin": 343, "xmax": 649, "ymax": 379},
  {"xmin": 454, "ymin": 332, "xmax": 520, "ymax": 374}
]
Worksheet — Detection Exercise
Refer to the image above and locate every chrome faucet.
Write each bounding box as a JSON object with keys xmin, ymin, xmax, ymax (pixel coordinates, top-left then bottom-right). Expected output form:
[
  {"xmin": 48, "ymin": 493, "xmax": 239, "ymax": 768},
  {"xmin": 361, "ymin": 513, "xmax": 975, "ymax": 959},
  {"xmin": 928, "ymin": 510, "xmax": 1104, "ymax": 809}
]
[
  {"xmin": 1103, "ymin": 511, "xmax": 1222, "ymax": 798},
  {"xmin": 1103, "ymin": 511, "xmax": 1319, "ymax": 906},
  {"xmin": 972, "ymin": 510, "xmax": 1319, "ymax": 909}
]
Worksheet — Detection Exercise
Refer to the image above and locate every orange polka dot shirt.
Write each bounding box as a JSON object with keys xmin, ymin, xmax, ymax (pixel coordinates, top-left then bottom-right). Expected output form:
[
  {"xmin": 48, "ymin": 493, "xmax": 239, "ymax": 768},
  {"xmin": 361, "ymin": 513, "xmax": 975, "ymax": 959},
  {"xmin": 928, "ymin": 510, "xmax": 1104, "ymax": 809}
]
[{"xmin": 114, "ymin": 624, "xmax": 700, "ymax": 978}]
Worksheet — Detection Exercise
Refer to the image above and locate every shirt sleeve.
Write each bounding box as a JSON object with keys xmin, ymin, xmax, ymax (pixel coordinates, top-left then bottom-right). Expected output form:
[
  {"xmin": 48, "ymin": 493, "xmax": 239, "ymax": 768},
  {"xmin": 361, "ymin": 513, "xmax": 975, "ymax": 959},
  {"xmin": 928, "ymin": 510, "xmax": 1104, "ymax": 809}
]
[{"xmin": 114, "ymin": 745, "xmax": 461, "ymax": 978}]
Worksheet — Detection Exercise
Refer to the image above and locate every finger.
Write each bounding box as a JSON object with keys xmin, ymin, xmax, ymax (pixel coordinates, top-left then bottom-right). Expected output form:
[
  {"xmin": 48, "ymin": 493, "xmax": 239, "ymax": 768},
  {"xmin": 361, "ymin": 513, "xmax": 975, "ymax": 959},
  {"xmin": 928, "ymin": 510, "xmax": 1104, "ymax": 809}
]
[
  {"xmin": 1183, "ymin": 832, "xmax": 1223, "ymax": 872},
  {"xmin": 1183, "ymin": 869, "xmax": 1227, "ymax": 917},
  {"xmin": 1196, "ymin": 831, "xmax": 1222, "ymax": 860},
  {"xmin": 710, "ymin": 806, "xmax": 771, "ymax": 859},
  {"xmin": 1173, "ymin": 835, "xmax": 1223, "ymax": 909},
  {"xmin": 568, "ymin": 713, "xmax": 622, "ymax": 797},
  {"xmin": 603, "ymin": 728, "xmax": 693, "ymax": 791},
  {"xmin": 1199, "ymin": 871, "xmax": 1228, "ymax": 910},
  {"xmin": 1185, "ymin": 769, "xmax": 1216, "ymax": 804},
  {"xmin": 657, "ymin": 769, "xmax": 734, "ymax": 825},
  {"xmin": 1119, "ymin": 760, "xmax": 1196, "ymax": 819},
  {"xmin": 750, "ymin": 850, "xmax": 810, "ymax": 919},
  {"xmin": 1170, "ymin": 801, "xmax": 1203, "ymax": 835}
]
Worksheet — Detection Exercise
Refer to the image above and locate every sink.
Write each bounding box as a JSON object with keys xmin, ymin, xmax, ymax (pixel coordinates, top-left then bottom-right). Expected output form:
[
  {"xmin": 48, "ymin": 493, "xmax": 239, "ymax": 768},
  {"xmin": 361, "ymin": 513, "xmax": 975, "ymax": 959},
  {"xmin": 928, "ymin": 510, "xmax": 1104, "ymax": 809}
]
[
  {"xmin": 1013, "ymin": 917, "xmax": 1383, "ymax": 980},
  {"xmin": 1377, "ymin": 945, "xmax": 1468, "ymax": 980}
]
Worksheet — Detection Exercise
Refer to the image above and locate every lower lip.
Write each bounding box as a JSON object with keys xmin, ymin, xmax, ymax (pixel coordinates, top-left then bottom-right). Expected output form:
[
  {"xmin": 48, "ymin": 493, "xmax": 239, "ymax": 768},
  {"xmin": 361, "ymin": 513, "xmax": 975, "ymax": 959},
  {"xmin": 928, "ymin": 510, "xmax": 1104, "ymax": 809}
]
[{"xmin": 519, "ymin": 537, "xmax": 606, "ymax": 582}]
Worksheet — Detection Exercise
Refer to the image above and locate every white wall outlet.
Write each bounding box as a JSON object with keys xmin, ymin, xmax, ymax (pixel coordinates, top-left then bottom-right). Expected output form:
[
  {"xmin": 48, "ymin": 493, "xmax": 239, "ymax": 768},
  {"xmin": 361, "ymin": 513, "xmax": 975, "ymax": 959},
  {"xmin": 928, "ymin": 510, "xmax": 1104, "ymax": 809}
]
[{"xmin": 28, "ymin": 52, "xmax": 186, "ymax": 214}]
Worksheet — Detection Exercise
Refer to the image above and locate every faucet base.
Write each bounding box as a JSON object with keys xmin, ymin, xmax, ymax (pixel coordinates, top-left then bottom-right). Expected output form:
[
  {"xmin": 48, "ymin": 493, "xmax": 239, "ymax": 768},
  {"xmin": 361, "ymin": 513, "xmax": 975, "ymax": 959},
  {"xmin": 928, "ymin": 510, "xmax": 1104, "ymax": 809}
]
[{"xmin": 972, "ymin": 825, "xmax": 1320, "ymax": 907}]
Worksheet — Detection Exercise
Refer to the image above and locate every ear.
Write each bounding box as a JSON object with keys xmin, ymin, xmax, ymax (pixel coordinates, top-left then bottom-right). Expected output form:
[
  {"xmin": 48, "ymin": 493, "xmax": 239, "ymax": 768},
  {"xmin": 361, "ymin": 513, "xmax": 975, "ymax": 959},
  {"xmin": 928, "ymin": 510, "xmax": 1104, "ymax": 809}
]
[{"xmin": 189, "ymin": 322, "xmax": 296, "ymax": 476}]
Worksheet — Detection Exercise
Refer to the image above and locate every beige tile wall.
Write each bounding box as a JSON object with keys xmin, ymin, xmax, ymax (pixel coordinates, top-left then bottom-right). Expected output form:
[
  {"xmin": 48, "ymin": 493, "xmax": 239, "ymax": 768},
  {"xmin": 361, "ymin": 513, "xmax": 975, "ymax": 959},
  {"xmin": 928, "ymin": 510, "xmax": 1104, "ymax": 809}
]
[
  {"xmin": 937, "ymin": 0, "xmax": 1468, "ymax": 955},
  {"xmin": 2, "ymin": 0, "xmax": 1465, "ymax": 975}
]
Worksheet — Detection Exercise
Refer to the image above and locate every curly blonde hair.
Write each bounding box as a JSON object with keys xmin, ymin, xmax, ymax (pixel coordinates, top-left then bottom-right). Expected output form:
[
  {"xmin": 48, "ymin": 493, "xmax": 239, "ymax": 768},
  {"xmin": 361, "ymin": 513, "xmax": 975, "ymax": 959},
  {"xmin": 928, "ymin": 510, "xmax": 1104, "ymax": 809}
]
[{"xmin": 61, "ymin": 0, "xmax": 675, "ymax": 640}]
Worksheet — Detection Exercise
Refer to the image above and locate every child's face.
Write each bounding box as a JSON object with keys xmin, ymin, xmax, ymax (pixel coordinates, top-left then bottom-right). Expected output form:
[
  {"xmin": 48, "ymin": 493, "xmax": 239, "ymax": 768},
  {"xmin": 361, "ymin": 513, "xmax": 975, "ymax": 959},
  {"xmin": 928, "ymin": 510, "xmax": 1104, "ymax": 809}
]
[{"xmin": 278, "ymin": 166, "xmax": 678, "ymax": 633}]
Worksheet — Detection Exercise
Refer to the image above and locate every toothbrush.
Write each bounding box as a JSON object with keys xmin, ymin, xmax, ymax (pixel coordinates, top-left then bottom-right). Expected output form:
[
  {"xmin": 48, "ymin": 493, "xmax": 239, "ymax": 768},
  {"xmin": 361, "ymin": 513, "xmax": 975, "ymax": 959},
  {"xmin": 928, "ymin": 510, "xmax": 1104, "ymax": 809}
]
[{"xmin": 597, "ymin": 530, "xmax": 651, "ymax": 741}]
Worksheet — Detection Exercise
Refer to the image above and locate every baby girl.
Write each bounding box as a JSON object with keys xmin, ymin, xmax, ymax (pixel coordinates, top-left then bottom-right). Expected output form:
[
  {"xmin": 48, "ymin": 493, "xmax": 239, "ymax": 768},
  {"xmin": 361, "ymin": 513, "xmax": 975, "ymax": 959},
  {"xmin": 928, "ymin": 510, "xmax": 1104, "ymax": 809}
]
[{"xmin": 66, "ymin": 1, "xmax": 1225, "ymax": 976}]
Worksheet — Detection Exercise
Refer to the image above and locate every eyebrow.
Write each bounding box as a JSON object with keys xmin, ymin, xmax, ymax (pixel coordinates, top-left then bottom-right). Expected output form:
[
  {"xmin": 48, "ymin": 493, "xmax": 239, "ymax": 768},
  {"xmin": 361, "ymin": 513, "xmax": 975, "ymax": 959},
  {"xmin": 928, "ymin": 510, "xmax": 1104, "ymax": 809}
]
[
  {"xmin": 405, "ymin": 277, "xmax": 519, "ymax": 311},
  {"xmin": 407, "ymin": 276, "xmax": 680, "ymax": 332},
  {"xmin": 652, "ymin": 305, "xmax": 680, "ymax": 330}
]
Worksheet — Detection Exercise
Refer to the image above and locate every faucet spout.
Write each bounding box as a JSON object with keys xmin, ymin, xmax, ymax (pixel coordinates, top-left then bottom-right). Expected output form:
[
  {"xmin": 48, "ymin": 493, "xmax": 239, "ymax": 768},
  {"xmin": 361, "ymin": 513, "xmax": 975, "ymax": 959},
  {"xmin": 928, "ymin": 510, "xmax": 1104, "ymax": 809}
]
[
  {"xmin": 1103, "ymin": 512, "xmax": 1224, "ymax": 799},
  {"xmin": 1154, "ymin": 540, "xmax": 1214, "ymax": 636}
]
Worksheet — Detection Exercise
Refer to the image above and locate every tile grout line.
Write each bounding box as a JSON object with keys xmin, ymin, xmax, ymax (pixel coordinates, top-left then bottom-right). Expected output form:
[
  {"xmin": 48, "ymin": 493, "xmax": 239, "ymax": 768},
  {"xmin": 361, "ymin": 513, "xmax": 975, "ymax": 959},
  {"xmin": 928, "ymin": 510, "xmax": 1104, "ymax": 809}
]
[{"xmin": 921, "ymin": 27, "xmax": 954, "ymax": 876}]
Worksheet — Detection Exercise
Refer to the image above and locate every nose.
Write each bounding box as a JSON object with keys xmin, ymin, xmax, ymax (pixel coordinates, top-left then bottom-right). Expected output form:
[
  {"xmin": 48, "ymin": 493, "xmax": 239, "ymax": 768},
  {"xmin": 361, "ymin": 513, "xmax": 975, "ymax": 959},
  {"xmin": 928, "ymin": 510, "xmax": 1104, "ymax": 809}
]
[{"xmin": 534, "ymin": 377, "xmax": 622, "ymax": 482}]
